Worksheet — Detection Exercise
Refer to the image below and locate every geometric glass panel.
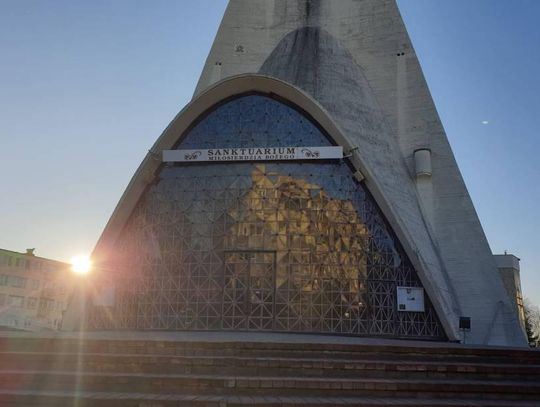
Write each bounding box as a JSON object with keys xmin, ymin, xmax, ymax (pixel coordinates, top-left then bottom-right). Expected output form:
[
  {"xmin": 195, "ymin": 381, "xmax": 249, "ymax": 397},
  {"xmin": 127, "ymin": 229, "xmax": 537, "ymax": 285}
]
[{"xmin": 87, "ymin": 94, "xmax": 446, "ymax": 340}]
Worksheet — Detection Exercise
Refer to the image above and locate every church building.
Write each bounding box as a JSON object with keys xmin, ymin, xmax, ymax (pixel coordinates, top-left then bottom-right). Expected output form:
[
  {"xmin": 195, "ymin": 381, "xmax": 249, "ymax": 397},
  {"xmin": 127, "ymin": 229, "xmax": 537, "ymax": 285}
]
[{"xmin": 82, "ymin": 0, "xmax": 526, "ymax": 347}]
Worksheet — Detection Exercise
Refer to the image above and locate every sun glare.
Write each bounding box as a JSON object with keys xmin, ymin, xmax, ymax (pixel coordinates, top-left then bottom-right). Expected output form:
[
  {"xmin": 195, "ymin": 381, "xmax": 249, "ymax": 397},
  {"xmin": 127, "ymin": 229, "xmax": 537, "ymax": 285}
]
[{"xmin": 71, "ymin": 255, "xmax": 92, "ymax": 275}]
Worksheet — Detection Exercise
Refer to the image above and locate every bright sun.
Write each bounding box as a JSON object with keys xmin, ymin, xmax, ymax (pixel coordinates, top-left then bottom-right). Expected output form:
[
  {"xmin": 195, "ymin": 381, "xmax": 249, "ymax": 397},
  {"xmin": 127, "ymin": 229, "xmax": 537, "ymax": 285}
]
[{"xmin": 71, "ymin": 255, "xmax": 92, "ymax": 275}]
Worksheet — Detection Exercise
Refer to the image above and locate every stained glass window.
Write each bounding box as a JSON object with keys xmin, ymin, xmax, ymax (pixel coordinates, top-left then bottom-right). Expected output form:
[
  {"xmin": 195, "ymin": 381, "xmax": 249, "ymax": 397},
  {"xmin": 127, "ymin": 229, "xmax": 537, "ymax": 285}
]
[{"xmin": 88, "ymin": 94, "xmax": 445, "ymax": 339}]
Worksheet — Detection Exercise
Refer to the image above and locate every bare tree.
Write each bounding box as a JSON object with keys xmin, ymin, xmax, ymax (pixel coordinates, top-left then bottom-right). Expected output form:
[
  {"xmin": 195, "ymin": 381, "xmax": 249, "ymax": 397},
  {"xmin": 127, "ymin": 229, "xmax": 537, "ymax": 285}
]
[{"xmin": 524, "ymin": 299, "xmax": 540, "ymax": 347}]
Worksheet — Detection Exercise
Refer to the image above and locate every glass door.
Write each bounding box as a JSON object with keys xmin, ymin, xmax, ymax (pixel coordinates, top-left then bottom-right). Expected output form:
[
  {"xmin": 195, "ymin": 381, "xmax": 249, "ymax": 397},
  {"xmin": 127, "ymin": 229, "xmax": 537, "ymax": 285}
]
[{"xmin": 223, "ymin": 250, "xmax": 276, "ymax": 331}]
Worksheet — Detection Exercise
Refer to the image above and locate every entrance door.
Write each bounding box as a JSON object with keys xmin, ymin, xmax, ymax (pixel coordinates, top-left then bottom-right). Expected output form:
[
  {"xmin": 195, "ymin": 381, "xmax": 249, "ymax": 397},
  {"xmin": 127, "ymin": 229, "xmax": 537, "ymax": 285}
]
[{"xmin": 223, "ymin": 251, "xmax": 276, "ymax": 331}]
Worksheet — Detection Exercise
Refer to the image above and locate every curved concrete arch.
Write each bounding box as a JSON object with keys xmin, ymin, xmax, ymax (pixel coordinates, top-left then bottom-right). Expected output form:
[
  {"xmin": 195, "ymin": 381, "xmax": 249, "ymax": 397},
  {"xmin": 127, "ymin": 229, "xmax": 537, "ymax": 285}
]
[{"xmin": 93, "ymin": 74, "xmax": 460, "ymax": 341}]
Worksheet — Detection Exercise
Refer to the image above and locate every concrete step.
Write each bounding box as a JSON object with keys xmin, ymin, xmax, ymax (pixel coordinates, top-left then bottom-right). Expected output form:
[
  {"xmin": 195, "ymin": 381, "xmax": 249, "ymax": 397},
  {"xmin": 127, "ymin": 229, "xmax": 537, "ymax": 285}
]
[
  {"xmin": 1, "ymin": 370, "xmax": 539, "ymax": 400},
  {"xmin": 1, "ymin": 351, "xmax": 539, "ymax": 381},
  {"xmin": 2, "ymin": 337, "xmax": 539, "ymax": 365},
  {"xmin": 1, "ymin": 335, "xmax": 539, "ymax": 406},
  {"xmin": 1, "ymin": 390, "xmax": 539, "ymax": 407}
]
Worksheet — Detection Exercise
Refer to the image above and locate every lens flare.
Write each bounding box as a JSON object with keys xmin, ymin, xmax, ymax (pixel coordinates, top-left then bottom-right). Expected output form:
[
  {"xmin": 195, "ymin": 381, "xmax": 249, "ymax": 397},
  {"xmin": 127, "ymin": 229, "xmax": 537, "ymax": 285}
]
[{"xmin": 71, "ymin": 255, "xmax": 92, "ymax": 275}]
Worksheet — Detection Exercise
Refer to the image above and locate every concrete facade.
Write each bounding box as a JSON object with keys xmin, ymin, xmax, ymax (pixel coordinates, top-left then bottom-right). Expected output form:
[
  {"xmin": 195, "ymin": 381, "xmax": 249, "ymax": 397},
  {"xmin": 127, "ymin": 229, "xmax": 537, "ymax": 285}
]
[
  {"xmin": 87, "ymin": 1, "xmax": 526, "ymax": 346},
  {"xmin": 0, "ymin": 248, "xmax": 75, "ymax": 331},
  {"xmin": 187, "ymin": 0, "xmax": 525, "ymax": 346}
]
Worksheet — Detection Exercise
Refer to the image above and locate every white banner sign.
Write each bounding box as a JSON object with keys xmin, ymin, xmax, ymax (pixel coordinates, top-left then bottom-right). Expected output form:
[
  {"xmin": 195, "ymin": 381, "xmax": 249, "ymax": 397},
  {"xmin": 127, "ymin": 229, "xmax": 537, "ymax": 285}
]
[
  {"xmin": 396, "ymin": 287, "xmax": 425, "ymax": 313},
  {"xmin": 163, "ymin": 146, "xmax": 343, "ymax": 163}
]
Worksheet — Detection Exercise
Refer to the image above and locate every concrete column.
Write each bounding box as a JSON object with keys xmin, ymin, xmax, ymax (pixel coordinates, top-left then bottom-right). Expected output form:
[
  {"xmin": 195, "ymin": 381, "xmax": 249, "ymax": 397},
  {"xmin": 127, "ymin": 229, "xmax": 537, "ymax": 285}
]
[
  {"xmin": 414, "ymin": 148, "xmax": 434, "ymax": 226},
  {"xmin": 493, "ymin": 254, "xmax": 526, "ymax": 334}
]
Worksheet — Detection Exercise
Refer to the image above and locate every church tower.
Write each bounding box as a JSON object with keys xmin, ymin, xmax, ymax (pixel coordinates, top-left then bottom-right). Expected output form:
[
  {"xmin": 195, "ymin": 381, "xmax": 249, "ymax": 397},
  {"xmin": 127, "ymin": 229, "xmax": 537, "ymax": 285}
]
[{"xmin": 85, "ymin": 0, "xmax": 526, "ymax": 346}]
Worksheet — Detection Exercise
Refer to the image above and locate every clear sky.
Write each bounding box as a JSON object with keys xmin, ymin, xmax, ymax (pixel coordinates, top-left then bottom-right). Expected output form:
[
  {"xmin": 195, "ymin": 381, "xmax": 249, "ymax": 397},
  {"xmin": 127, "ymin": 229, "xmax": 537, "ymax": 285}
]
[{"xmin": 0, "ymin": 1, "xmax": 538, "ymax": 305}]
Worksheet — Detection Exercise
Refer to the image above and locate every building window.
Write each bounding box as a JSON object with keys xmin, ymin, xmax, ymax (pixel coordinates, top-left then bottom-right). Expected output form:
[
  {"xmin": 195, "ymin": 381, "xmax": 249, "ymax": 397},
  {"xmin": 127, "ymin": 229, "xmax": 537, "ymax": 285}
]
[
  {"xmin": 0, "ymin": 293, "xmax": 6, "ymax": 306},
  {"xmin": 9, "ymin": 296, "xmax": 25, "ymax": 308},
  {"xmin": 10, "ymin": 276, "xmax": 27, "ymax": 288},
  {"xmin": 15, "ymin": 258, "xmax": 26, "ymax": 268},
  {"xmin": 39, "ymin": 298, "xmax": 55, "ymax": 312},
  {"xmin": 27, "ymin": 297, "xmax": 38, "ymax": 310},
  {"xmin": 32, "ymin": 279, "xmax": 40, "ymax": 290},
  {"xmin": 0, "ymin": 275, "xmax": 8, "ymax": 286}
]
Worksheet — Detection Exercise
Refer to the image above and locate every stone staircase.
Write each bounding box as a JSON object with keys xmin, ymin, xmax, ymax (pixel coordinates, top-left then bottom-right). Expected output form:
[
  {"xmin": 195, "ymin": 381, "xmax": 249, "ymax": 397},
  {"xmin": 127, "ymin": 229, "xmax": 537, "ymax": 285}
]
[{"xmin": 0, "ymin": 333, "xmax": 539, "ymax": 406}]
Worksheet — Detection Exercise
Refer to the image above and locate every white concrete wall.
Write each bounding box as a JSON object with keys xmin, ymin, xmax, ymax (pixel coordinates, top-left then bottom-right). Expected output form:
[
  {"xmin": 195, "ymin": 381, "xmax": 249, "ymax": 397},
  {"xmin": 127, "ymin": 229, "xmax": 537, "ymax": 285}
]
[{"xmin": 193, "ymin": 0, "xmax": 526, "ymax": 346}]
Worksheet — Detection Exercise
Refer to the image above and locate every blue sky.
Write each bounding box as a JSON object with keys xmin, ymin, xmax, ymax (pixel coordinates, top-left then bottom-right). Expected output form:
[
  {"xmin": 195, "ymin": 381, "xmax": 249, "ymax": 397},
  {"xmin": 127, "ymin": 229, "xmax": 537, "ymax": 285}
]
[{"xmin": 0, "ymin": 1, "xmax": 538, "ymax": 305}]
